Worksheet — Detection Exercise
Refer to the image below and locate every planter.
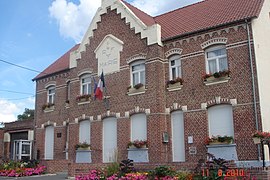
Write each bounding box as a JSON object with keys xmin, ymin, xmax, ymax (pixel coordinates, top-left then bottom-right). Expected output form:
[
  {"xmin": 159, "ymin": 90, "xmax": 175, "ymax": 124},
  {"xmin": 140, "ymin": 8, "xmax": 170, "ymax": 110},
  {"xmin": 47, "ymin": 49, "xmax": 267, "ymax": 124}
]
[
  {"xmin": 167, "ymin": 82, "xmax": 183, "ymax": 91},
  {"xmin": 253, "ymin": 137, "xmax": 261, "ymax": 144},
  {"xmin": 77, "ymin": 147, "xmax": 91, "ymax": 150},
  {"xmin": 208, "ymin": 141, "xmax": 232, "ymax": 145},
  {"xmin": 128, "ymin": 144, "xmax": 147, "ymax": 149}
]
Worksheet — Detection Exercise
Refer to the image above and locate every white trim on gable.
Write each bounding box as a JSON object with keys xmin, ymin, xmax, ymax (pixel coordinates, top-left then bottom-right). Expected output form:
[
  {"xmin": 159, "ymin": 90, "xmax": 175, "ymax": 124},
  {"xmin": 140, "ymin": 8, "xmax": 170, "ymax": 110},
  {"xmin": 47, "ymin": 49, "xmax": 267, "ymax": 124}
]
[{"xmin": 69, "ymin": 0, "xmax": 162, "ymax": 68}]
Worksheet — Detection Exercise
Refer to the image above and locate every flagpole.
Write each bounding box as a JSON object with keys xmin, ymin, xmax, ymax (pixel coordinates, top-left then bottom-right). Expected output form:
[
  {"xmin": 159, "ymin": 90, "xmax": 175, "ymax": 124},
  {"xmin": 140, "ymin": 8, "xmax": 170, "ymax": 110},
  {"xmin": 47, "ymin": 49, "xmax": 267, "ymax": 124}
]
[{"xmin": 101, "ymin": 70, "xmax": 110, "ymax": 110}]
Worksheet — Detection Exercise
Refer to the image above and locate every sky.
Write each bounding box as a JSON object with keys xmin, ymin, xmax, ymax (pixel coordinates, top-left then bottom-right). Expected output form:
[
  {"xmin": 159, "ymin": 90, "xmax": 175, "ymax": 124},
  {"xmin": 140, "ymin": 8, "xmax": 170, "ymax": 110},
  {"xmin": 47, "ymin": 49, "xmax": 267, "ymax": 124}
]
[{"xmin": 0, "ymin": 0, "xmax": 202, "ymax": 124}]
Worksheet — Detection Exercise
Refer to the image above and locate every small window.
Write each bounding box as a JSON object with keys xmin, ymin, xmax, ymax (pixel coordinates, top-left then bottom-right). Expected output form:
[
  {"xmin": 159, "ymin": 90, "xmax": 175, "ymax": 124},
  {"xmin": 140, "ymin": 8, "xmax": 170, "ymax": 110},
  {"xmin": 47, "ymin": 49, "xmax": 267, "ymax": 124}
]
[
  {"xmin": 169, "ymin": 55, "xmax": 181, "ymax": 80},
  {"xmin": 131, "ymin": 60, "xmax": 145, "ymax": 86},
  {"xmin": 47, "ymin": 86, "xmax": 55, "ymax": 104},
  {"xmin": 80, "ymin": 74, "xmax": 91, "ymax": 95},
  {"xmin": 206, "ymin": 46, "xmax": 228, "ymax": 74}
]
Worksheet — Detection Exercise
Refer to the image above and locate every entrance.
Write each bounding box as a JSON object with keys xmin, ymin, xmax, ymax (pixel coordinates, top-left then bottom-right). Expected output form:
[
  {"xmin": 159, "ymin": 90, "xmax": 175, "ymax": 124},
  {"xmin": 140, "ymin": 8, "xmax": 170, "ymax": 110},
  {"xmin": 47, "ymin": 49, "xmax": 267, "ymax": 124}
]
[{"xmin": 13, "ymin": 140, "xmax": 32, "ymax": 161}]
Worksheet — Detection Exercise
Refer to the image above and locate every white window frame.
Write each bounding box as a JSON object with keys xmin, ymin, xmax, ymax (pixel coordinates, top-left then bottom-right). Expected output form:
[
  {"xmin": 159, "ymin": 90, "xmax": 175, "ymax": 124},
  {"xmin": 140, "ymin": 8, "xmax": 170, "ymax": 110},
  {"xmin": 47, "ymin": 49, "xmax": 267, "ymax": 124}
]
[
  {"xmin": 171, "ymin": 110, "xmax": 185, "ymax": 162},
  {"xmin": 130, "ymin": 60, "xmax": 145, "ymax": 86},
  {"xmin": 205, "ymin": 45, "xmax": 228, "ymax": 74},
  {"xmin": 79, "ymin": 120, "xmax": 91, "ymax": 144},
  {"xmin": 80, "ymin": 74, "xmax": 91, "ymax": 95},
  {"xmin": 47, "ymin": 86, "xmax": 55, "ymax": 104},
  {"xmin": 169, "ymin": 54, "xmax": 181, "ymax": 80},
  {"xmin": 130, "ymin": 113, "xmax": 147, "ymax": 141},
  {"xmin": 208, "ymin": 105, "xmax": 234, "ymax": 137}
]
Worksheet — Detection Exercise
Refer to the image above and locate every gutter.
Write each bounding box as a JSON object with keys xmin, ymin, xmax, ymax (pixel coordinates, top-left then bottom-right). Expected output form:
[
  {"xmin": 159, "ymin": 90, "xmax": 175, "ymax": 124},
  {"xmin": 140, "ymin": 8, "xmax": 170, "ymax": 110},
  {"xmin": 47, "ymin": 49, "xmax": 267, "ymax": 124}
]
[{"xmin": 245, "ymin": 19, "xmax": 260, "ymax": 159}]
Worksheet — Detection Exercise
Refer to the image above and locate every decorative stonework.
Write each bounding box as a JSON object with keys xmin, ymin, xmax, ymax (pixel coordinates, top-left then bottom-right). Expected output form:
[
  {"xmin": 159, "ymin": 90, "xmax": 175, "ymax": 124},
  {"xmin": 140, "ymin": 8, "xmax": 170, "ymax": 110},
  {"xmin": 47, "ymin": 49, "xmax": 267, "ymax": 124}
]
[
  {"xmin": 165, "ymin": 48, "xmax": 183, "ymax": 58},
  {"xmin": 201, "ymin": 97, "xmax": 237, "ymax": 109},
  {"xmin": 164, "ymin": 24, "xmax": 246, "ymax": 48},
  {"xmin": 126, "ymin": 54, "xmax": 147, "ymax": 64},
  {"xmin": 45, "ymin": 81, "xmax": 56, "ymax": 89},
  {"xmin": 70, "ymin": 0, "xmax": 162, "ymax": 68},
  {"xmin": 95, "ymin": 34, "xmax": 124, "ymax": 75},
  {"xmin": 128, "ymin": 106, "xmax": 146, "ymax": 116},
  {"xmin": 77, "ymin": 69, "xmax": 93, "ymax": 77},
  {"xmin": 100, "ymin": 111, "xmax": 117, "ymax": 120},
  {"xmin": 201, "ymin": 37, "xmax": 227, "ymax": 49},
  {"xmin": 168, "ymin": 103, "xmax": 187, "ymax": 112}
]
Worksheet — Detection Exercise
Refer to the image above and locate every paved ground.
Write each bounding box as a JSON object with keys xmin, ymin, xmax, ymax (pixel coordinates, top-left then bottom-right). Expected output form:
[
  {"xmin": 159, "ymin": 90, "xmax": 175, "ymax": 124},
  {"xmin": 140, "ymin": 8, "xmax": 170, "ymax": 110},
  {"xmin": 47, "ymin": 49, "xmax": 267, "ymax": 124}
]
[{"xmin": 0, "ymin": 173, "xmax": 72, "ymax": 180}]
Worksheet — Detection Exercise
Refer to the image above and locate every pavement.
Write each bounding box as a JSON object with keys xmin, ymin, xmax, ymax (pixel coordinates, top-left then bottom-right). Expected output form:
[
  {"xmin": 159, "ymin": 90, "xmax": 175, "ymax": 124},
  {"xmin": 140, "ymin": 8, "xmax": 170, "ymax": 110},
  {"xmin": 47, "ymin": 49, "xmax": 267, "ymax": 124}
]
[{"xmin": 0, "ymin": 172, "xmax": 72, "ymax": 180}]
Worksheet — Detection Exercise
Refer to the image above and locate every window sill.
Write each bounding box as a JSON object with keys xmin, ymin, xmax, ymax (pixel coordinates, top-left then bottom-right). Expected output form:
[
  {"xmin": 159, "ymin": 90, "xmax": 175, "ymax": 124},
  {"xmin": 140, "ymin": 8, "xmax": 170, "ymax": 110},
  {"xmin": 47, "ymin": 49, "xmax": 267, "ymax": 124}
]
[
  {"xmin": 127, "ymin": 86, "xmax": 146, "ymax": 96},
  {"xmin": 167, "ymin": 82, "xmax": 183, "ymax": 91},
  {"xmin": 204, "ymin": 76, "xmax": 230, "ymax": 86},
  {"xmin": 206, "ymin": 143, "xmax": 236, "ymax": 148},
  {"xmin": 43, "ymin": 106, "xmax": 55, "ymax": 113},
  {"xmin": 77, "ymin": 100, "xmax": 90, "ymax": 105}
]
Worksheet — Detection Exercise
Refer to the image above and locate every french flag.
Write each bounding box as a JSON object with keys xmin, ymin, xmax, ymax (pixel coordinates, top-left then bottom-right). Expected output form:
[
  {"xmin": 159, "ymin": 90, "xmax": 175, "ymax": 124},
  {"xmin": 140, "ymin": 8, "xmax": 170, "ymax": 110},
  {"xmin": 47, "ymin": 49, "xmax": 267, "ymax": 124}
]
[{"xmin": 95, "ymin": 72, "xmax": 105, "ymax": 100}]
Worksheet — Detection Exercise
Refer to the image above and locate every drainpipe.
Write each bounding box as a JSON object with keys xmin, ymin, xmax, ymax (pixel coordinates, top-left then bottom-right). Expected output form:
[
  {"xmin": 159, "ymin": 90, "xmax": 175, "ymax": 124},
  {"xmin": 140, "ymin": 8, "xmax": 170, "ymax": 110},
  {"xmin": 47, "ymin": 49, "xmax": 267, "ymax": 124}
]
[{"xmin": 245, "ymin": 19, "xmax": 260, "ymax": 159}]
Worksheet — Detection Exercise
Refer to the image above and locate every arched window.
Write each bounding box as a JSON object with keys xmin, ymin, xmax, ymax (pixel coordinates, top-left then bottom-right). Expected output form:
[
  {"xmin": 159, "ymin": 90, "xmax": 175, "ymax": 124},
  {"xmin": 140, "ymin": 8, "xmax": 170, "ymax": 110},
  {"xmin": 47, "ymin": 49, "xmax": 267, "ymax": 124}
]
[
  {"xmin": 205, "ymin": 45, "xmax": 228, "ymax": 74},
  {"xmin": 79, "ymin": 120, "xmax": 90, "ymax": 144},
  {"xmin": 131, "ymin": 113, "xmax": 147, "ymax": 141},
  {"xmin": 47, "ymin": 86, "xmax": 55, "ymax": 104},
  {"xmin": 171, "ymin": 110, "xmax": 185, "ymax": 162},
  {"xmin": 80, "ymin": 74, "xmax": 91, "ymax": 95},
  {"xmin": 208, "ymin": 105, "xmax": 234, "ymax": 137},
  {"xmin": 45, "ymin": 126, "xmax": 54, "ymax": 160},
  {"xmin": 103, "ymin": 117, "xmax": 117, "ymax": 162},
  {"xmin": 130, "ymin": 60, "xmax": 145, "ymax": 86},
  {"xmin": 169, "ymin": 54, "xmax": 181, "ymax": 80}
]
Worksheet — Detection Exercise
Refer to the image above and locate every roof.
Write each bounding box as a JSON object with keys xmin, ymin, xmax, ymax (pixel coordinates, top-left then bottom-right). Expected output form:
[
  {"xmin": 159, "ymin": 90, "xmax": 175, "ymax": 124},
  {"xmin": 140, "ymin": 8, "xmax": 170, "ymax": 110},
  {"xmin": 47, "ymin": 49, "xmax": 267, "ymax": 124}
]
[
  {"xmin": 154, "ymin": 0, "xmax": 264, "ymax": 40},
  {"xmin": 34, "ymin": 0, "xmax": 264, "ymax": 79},
  {"xmin": 33, "ymin": 44, "xmax": 80, "ymax": 80},
  {"xmin": 121, "ymin": 0, "xmax": 156, "ymax": 26}
]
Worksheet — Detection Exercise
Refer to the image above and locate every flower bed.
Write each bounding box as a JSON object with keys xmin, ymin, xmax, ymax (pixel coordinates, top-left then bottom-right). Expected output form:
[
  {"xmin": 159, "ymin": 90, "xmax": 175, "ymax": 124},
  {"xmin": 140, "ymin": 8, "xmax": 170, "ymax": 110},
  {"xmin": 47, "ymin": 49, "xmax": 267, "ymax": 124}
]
[
  {"xmin": 75, "ymin": 164, "xmax": 192, "ymax": 180},
  {"xmin": 0, "ymin": 160, "xmax": 46, "ymax": 177}
]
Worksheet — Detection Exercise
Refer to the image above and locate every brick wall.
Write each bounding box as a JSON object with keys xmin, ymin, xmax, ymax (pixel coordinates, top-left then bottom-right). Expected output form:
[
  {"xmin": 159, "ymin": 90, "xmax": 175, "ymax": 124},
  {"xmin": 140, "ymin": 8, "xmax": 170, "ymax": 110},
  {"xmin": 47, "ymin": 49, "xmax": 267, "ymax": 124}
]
[
  {"xmin": 0, "ymin": 129, "xmax": 3, "ymax": 162},
  {"xmin": 34, "ymin": 8, "xmax": 261, "ymax": 175}
]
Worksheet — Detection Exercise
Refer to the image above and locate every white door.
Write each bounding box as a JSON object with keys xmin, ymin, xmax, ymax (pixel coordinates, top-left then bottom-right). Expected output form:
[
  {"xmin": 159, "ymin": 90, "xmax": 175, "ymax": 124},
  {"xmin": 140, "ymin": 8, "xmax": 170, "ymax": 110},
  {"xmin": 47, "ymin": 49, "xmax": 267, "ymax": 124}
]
[
  {"xmin": 79, "ymin": 120, "xmax": 91, "ymax": 144},
  {"xmin": 45, "ymin": 126, "xmax": 54, "ymax": 160},
  {"xmin": 171, "ymin": 111, "xmax": 185, "ymax": 162},
  {"xmin": 103, "ymin": 117, "xmax": 117, "ymax": 162}
]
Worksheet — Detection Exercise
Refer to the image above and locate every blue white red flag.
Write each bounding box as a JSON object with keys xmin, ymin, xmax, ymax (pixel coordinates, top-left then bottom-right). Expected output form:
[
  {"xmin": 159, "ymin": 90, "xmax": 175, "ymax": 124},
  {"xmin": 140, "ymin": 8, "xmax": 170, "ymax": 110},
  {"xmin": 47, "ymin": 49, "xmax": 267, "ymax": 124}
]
[{"xmin": 95, "ymin": 72, "xmax": 105, "ymax": 100}]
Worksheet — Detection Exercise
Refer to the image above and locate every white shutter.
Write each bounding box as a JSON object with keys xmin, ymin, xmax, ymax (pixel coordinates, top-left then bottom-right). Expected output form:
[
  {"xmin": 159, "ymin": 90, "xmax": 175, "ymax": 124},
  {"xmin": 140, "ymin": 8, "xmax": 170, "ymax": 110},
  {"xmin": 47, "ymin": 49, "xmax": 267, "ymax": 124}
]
[
  {"xmin": 45, "ymin": 126, "xmax": 54, "ymax": 160},
  {"xmin": 171, "ymin": 111, "xmax": 185, "ymax": 162},
  {"xmin": 208, "ymin": 105, "xmax": 234, "ymax": 137},
  {"xmin": 103, "ymin": 117, "xmax": 117, "ymax": 162},
  {"xmin": 79, "ymin": 120, "xmax": 90, "ymax": 144},
  {"xmin": 131, "ymin": 114, "xmax": 147, "ymax": 141}
]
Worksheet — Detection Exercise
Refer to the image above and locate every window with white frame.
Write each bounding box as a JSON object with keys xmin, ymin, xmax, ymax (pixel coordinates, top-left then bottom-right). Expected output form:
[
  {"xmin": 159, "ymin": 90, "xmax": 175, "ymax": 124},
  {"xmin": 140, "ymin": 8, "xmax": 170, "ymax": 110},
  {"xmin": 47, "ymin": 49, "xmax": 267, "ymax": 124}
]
[
  {"xmin": 171, "ymin": 111, "xmax": 185, "ymax": 162},
  {"xmin": 47, "ymin": 86, "xmax": 55, "ymax": 104},
  {"xmin": 80, "ymin": 74, "xmax": 91, "ymax": 95},
  {"xmin": 208, "ymin": 105, "xmax": 234, "ymax": 137},
  {"xmin": 79, "ymin": 120, "xmax": 90, "ymax": 144},
  {"xmin": 131, "ymin": 113, "xmax": 147, "ymax": 141},
  {"xmin": 206, "ymin": 45, "xmax": 228, "ymax": 74},
  {"xmin": 131, "ymin": 60, "xmax": 145, "ymax": 86},
  {"xmin": 169, "ymin": 55, "xmax": 181, "ymax": 80}
]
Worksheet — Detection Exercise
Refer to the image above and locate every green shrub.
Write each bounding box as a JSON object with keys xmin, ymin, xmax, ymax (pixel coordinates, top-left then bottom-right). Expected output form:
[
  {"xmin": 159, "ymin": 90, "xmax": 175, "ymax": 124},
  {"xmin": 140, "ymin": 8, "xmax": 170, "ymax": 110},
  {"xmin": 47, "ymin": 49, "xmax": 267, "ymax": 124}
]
[
  {"xmin": 153, "ymin": 166, "xmax": 175, "ymax": 177},
  {"xmin": 105, "ymin": 162, "xmax": 119, "ymax": 177}
]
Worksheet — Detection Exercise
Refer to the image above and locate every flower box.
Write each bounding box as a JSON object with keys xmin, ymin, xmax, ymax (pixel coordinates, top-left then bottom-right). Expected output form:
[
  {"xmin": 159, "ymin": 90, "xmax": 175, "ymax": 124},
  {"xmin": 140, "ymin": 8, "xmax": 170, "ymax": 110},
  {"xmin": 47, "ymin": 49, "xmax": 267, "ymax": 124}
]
[
  {"xmin": 203, "ymin": 70, "xmax": 230, "ymax": 85},
  {"xmin": 127, "ymin": 84, "xmax": 145, "ymax": 95},
  {"xmin": 76, "ymin": 94, "xmax": 91, "ymax": 102},
  {"xmin": 75, "ymin": 142, "xmax": 91, "ymax": 150},
  {"xmin": 128, "ymin": 140, "xmax": 148, "ymax": 149},
  {"xmin": 205, "ymin": 135, "xmax": 234, "ymax": 145}
]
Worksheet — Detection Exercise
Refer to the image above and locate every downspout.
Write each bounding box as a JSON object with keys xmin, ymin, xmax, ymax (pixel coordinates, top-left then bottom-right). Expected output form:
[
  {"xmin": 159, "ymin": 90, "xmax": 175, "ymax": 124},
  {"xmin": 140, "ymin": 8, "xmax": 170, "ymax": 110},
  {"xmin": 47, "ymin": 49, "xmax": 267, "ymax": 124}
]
[{"xmin": 245, "ymin": 19, "xmax": 260, "ymax": 159}]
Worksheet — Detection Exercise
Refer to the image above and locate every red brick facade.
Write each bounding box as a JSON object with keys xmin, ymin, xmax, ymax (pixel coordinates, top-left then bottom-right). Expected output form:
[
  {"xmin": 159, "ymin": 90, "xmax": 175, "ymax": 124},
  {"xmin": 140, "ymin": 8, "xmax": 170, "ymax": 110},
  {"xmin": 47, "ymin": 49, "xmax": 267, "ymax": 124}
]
[
  {"xmin": 0, "ymin": 129, "xmax": 4, "ymax": 162},
  {"xmin": 34, "ymin": 1, "xmax": 263, "ymax": 176}
]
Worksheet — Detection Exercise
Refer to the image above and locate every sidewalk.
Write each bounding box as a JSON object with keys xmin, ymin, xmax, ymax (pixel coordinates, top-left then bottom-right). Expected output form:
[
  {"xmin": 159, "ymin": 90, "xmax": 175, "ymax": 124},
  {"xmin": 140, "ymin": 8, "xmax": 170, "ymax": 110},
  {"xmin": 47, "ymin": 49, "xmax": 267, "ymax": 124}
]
[{"xmin": 0, "ymin": 173, "xmax": 71, "ymax": 180}]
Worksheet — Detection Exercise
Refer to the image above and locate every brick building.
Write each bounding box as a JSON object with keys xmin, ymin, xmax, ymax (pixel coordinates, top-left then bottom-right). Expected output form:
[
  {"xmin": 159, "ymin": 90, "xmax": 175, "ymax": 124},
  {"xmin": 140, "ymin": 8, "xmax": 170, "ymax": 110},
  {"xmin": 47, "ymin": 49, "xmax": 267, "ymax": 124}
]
[
  {"xmin": 1, "ymin": 120, "xmax": 34, "ymax": 161},
  {"xmin": 32, "ymin": 0, "xmax": 270, "ymax": 176}
]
